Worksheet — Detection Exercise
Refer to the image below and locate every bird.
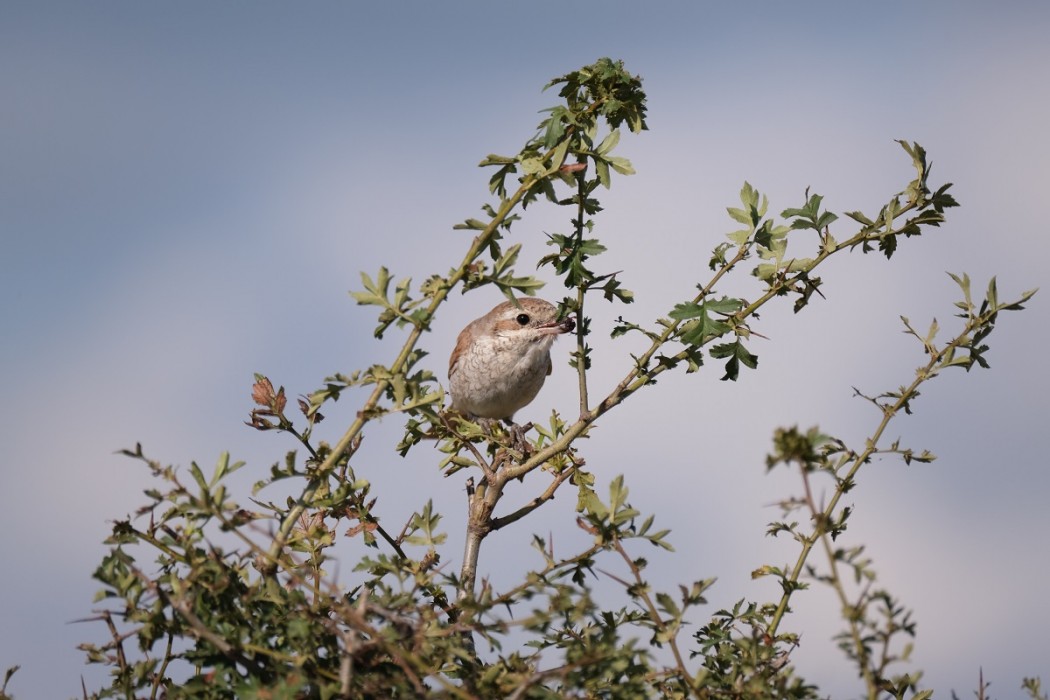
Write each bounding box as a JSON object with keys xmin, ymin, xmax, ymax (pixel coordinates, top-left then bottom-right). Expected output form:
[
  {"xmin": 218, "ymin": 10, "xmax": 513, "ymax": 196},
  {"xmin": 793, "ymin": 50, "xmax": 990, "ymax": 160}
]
[{"xmin": 448, "ymin": 298, "xmax": 575, "ymax": 422}]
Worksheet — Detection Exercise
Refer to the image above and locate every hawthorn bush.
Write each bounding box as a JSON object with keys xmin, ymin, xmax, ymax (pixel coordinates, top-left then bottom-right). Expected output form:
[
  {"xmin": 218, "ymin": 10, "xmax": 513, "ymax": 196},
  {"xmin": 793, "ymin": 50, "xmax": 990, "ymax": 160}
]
[{"xmin": 44, "ymin": 58, "xmax": 1042, "ymax": 699}]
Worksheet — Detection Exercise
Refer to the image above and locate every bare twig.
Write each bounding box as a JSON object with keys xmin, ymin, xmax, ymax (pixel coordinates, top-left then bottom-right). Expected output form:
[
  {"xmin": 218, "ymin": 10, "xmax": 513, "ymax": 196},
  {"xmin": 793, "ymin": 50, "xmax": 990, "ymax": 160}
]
[{"xmin": 490, "ymin": 465, "xmax": 577, "ymax": 531}]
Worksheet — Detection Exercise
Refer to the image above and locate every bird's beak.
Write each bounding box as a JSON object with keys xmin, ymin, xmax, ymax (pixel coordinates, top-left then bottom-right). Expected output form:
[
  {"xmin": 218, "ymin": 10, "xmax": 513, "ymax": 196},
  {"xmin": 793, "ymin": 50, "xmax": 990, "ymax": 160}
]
[{"xmin": 537, "ymin": 316, "xmax": 576, "ymax": 335}]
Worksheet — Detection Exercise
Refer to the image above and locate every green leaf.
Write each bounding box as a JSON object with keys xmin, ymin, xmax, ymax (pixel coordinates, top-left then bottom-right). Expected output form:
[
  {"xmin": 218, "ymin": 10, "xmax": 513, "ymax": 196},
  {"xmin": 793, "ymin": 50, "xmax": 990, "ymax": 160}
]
[
  {"xmin": 549, "ymin": 138, "xmax": 570, "ymax": 172},
  {"xmin": 726, "ymin": 229, "xmax": 751, "ymax": 246},
  {"xmin": 817, "ymin": 211, "xmax": 838, "ymax": 229},
  {"xmin": 495, "ymin": 275, "xmax": 546, "ymax": 295},
  {"xmin": 453, "ymin": 218, "xmax": 488, "ymax": 231},
  {"xmin": 594, "ymin": 158, "xmax": 611, "ymax": 188},
  {"xmin": 595, "ymin": 129, "xmax": 620, "ymax": 156},
  {"xmin": 727, "ymin": 207, "xmax": 751, "ymax": 225},
  {"xmin": 609, "ymin": 474, "xmax": 627, "ymax": 512},
  {"xmin": 705, "ymin": 296, "xmax": 744, "ymax": 314},
  {"xmin": 188, "ymin": 461, "xmax": 208, "ymax": 492},
  {"xmin": 521, "ymin": 156, "xmax": 545, "ymax": 176},
  {"xmin": 655, "ymin": 591, "xmax": 680, "ymax": 619},
  {"xmin": 710, "ymin": 339, "xmax": 758, "ymax": 381},
  {"xmin": 606, "ymin": 155, "xmax": 635, "ymax": 175},
  {"xmin": 845, "ymin": 210, "xmax": 875, "ymax": 226},
  {"xmin": 578, "ymin": 483, "xmax": 604, "ymax": 517},
  {"xmin": 679, "ymin": 310, "xmax": 730, "ymax": 346},
  {"xmin": 493, "ymin": 243, "xmax": 522, "ymax": 276},
  {"xmin": 350, "ymin": 267, "xmax": 392, "ymax": 306},
  {"xmin": 669, "ymin": 302, "xmax": 704, "ymax": 321},
  {"xmin": 478, "ymin": 154, "xmax": 517, "ymax": 166},
  {"xmin": 209, "ymin": 452, "xmax": 243, "ymax": 486},
  {"xmin": 578, "ymin": 238, "xmax": 608, "ymax": 256},
  {"xmin": 753, "ymin": 263, "xmax": 777, "ymax": 282}
]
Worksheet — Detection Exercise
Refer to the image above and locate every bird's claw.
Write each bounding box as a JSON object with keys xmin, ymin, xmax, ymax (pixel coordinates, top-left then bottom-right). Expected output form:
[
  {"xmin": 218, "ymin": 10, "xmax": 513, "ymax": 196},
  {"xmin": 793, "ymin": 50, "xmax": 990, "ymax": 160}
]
[{"xmin": 507, "ymin": 421, "xmax": 533, "ymax": 455}]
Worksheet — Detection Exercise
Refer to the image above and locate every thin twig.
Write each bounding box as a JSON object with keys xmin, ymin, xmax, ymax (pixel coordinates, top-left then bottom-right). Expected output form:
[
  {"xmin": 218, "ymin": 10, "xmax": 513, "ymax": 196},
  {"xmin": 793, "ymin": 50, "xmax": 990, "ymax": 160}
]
[
  {"xmin": 151, "ymin": 634, "xmax": 174, "ymax": 700},
  {"xmin": 767, "ymin": 306, "xmax": 997, "ymax": 638},
  {"xmin": 799, "ymin": 466, "xmax": 879, "ymax": 695},
  {"xmin": 490, "ymin": 465, "xmax": 577, "ymax": 531},
  {"xmin": 611, "ymin": 539, "xmax": 698, "ymax": 699}
]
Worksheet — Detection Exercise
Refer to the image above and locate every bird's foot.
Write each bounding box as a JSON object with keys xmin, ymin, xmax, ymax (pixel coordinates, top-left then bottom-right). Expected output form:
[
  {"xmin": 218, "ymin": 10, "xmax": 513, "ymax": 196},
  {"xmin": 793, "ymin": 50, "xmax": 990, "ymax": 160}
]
[
  {"xmin": 472, "ymin": 418, "xmax": 534, "ymax": 461},
  {"xmin": 505, "ymin": 420, "xmax": 534, "ymax": 456}
]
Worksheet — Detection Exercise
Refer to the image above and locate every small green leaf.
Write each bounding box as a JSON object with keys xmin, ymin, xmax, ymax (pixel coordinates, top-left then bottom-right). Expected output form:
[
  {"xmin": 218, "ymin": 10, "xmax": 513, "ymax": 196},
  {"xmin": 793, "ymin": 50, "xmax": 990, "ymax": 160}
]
[
  {"xmin": 710, "ymin": 339, "xmax": 758, "ymax": 381},
  {"xmin": 679, "ymin": 309, "xmax": 730, "ymax": 346},
  {"xmin": 606, "ymin": 156, "xmax": 635, "ymax": 175},
  {"xmin": 521, "ymin": 157, "xmax": 545, "ymax": 175},
  {"xmin": 594, "ymin": 158, "xmax": 611, "ymax": 188},
  {"xmin": 727, "ymin": 207, "xmax": 751, "ymax": 226},
  {"xmin": 705, "ymin": 296, "xmax": 743, "ymax": 314},
  {"xmin": 493, "ymin": 243, "xmax": 522, "ymax": 276},
  {"xmin": 548, "ymin": 138, "xmax": 570, "ymax": 172},
  {"xmin": 478, "ymin": 154, "xmax": 517, "ymax": 166},
  {"xmin": 669, "ymin": 302, "xmax": 704, "ymax": 321},
  {"xmin": 595, "ymin": 129, "xmax": 620, "ymax": 156},
  {"xmin": 188, "ymin": 462, "xmax": 208, "ymax": 492},
  {"xmin": 655, "ymin": 591, "xmax": 680, "ymax": 618}
]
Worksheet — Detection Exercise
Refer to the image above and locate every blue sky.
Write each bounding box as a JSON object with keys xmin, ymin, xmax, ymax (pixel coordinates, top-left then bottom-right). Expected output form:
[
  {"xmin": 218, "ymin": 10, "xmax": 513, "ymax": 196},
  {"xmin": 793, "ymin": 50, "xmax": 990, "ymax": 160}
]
[{"xmin": 2, "ymin": 2, "xmax": 1048, "ymax": 697}]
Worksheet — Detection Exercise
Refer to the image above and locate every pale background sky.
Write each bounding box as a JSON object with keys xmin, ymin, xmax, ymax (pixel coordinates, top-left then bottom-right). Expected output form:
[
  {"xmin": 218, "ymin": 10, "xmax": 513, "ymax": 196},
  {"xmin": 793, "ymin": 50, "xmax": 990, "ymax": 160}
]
[{"xmin": 2, "ymin": 2, "xmax": 1048, "ymax": 697}]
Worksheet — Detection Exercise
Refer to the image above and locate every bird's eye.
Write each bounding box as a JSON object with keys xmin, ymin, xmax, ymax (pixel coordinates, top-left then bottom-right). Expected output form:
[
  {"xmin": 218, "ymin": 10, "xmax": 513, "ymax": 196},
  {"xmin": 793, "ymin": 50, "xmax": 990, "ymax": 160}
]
[{"xmin": 515, "ymin": 313, "xmax": 530, "ymax": 325}]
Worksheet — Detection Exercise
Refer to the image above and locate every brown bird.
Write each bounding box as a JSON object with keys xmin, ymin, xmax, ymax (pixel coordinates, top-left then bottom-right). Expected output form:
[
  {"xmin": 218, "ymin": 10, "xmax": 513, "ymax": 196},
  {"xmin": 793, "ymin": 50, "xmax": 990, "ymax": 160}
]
[{"xmin": 448, "ymin": 298, "xmax": 575, "ymax": 421}]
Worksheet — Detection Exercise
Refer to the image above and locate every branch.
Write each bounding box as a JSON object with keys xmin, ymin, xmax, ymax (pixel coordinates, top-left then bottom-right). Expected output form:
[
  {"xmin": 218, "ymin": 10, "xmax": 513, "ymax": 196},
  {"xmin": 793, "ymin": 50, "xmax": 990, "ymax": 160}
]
[
  {"xmin": 574, "ymin": 172, "xmax": 590, "ymax": 416},
  {"xmin": 265, "ymin": 169, "xmax": 553, "ymax": 571},
  {"xmin": 499, "ymin": 195, "xmax": 938, "ymax": 491},
  {"xmin": 766, "ymin": 286, "xmax": 1029, "ymax": 638},
  {"xmin": 490, "ymin": 464, "xmax": 577, "ymax": 531},
  {"xmin": 610, "ymin": 539, "xmax": 698, "ymax": 699},
  {"xmin": 799, "ymin": 466, "xmax": 879, "ymax": 693}
]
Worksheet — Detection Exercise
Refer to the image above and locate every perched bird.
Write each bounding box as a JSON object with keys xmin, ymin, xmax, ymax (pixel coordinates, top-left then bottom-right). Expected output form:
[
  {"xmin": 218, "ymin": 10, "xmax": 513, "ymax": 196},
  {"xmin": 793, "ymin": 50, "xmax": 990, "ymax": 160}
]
[{"xmin": 448, "ymin": 298, "xmax": 575, "ymax": 421}]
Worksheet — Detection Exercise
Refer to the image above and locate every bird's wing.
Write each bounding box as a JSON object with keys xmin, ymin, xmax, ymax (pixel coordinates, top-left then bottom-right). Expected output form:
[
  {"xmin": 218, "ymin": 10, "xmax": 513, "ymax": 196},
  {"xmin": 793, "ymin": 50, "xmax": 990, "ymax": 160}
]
[{"xmin": 448, "ymin": 325, "xmax": 474, "ymax": 379}]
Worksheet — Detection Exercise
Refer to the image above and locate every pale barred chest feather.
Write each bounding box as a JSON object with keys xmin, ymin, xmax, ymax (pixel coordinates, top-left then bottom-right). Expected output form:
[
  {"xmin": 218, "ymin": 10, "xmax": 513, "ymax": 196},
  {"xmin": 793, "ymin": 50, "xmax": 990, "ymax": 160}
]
[{"xmin": 450, "ymin": 331, "xmax": 556, "ymax": 420}]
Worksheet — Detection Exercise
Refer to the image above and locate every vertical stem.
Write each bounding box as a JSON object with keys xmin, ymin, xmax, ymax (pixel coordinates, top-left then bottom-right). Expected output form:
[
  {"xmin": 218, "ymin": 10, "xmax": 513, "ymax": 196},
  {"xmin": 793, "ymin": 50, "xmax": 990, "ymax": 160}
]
[
  {"xmin": 766, "ymin": 319, "xmax": 980, "ymax": 639},
  {"xmin": 574, "ymin": 172, "xmax": 590, "ymax": 415},
  {"xmin": 459, "ymin": 476, "xmax": 506, "ymax": 602},
  {"xmin": 800, "ymin": 466, "xmax": 879, "ymax": 696},
  {"xmin": 458, "ymin": 494, "xmax": 484, "ymax": 604},
  {"xmin": 457, "ymin": 471, "xmax": 509, "ymax": 666}
]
